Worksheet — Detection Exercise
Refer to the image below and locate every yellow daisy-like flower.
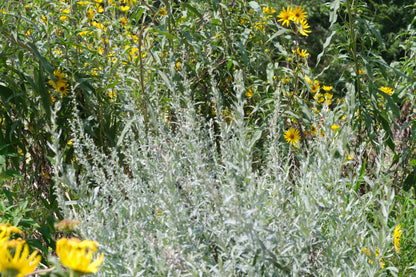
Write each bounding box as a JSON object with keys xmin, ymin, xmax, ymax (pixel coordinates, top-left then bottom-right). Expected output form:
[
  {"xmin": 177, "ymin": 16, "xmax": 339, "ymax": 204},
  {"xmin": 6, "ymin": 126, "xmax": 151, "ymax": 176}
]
[
  {"xmin": 291, "ymin": 5, "xmax": 307, "ymax": 23},
  {"xmin": 394, "ymin": 224, "xmax": 402, "ymax": 254},
  {"xmin": 121, "ymin": 17, "xmax": 128, "ymax": 26},
  {"xmin": 159, "ymin": 7, "xmax": 167, "ymax": 16},
  {"xmin": 330, "ymin": 124, "xmax": 340, "ymax": 131},
  {"xmin": 53, "ymin": 69, "xmax": 66, "ymax": 81},
  {"xmin": 311, "ymin": 80, "xmax": 320, "ymax": 93},
  {"xmin": 379, "ymin": 86, "xmax": 393, "ymax": 96},
  {"xmin": 87, "ymin": 8, "xmax": 94, "ymax": 20},
  {"xmin": 277, "ymin": 6, "xmax": 293, "ymax": 27},
  {"xmin": 297, "ymin": 19, "xmax": 311, "ymax": 36},
  {"xmin": 120, "ymin": 5, "xmax": 129, "ymax": 12},
  {"xmin": 284, "ymin": 127, "xmax": 301, "ymax": 145},
  {"xmin": 0, "ymin": 223, "xmax": 22, "ymax": 240},
  {"xmin": 0, "ymin": 240, "xmax": 41, "ymax": 277},
  {"xmin": 296, "ymin": 48, "xmax": 309, "ymax": 57},
  {"xmin": 322, "ymin": 85, "xmax": 332, "ymax": 91},
  {"xmin": 310, "ymin": 125, "xmax": 317, "ymax": 135},
  {"xmin": 57, "ymin": 237, "xmax": 104, "ymax": 274}
]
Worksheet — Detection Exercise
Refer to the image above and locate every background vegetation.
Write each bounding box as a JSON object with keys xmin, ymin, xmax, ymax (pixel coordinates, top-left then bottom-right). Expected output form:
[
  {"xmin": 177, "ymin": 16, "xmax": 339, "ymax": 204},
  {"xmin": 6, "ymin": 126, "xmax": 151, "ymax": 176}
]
[{"xmin": 0, "ymin": 0, "xmax": 416, "ymax": 275}]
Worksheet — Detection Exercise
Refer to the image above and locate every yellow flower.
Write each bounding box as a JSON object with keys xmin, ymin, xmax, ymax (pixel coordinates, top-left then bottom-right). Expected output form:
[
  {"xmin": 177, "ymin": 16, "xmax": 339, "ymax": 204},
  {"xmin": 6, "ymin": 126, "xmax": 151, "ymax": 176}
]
[
  {"xmin": 0, "ymin": 241, "xmax": 41, "ymax": 277},
  {"xmin": 296, "ymin": 48, "xmax": 309, "ymax": 57},
  {"xmin": 277, "ymin": 5, "xmax": 293, "ymax": 27},
  {"xmin": 322, "ymin": 85, "xmax": 332, "ymax": 91},
  {"xmin": 245, "ymin": 87, "xmax": 254, "ymax": 98},
  {"xmin": 57, "ymin": 238, "xmax": 104, "ymax": 274},
  {"xmin": 284, "ymin": 127, "xmax": 301, "ymax": 145},
  {"xmin": 311, "ymin": 80, "xmax": 320, "ymax": 93},
  {"xmin": 50, "ymin": 79, "xmax": 69, "ymax": 96},
  {"xmin": 379, "ymin": 86, "xmax": 393, "ymax": 96},
  {"xmin": 310, "ymin": 125, "xmax": 317, "ymax": 135},
  {"xmin": 159, "ymin": 7, "xmax": 167, "ymax": 16},
  {"xmin": 358, "ymin": 68, "xmax": 364, "ymax": 75},
  {"xmin": 330, "ymin": 124, "xmax": 340, "ymax": 131},
  {"xmin": 324, "ymin": 93, "xmax": 333, "ymax": 99},
  {"xmin": 53, "ymin": 69, "xmax": 66, "ymax": 81},
  {"xmin": 87, "ymin": 8, "xmax": 94, "ymax": 20},
  {"xmin": 291, "ymin": 5, "xmax": 307, "ymax": 23},
  {"xmin": 95, "ymin": 4, "xmax": 104, "ymax": 13},
  {"xmin": 297, "ymin": 19, "xmax": 311, "ymax": 36},
  {"xmin": 0, "ymin": 223, "xmax": 22, "ymax": 240},
  {"xmin": 121, "ymin": 17, "xmax": 128, "ymax": 26},
  {"xmin": 120, "ymin": 5, "xmax": 129, "ymax": 12},
  {"xmin": 394, "ymin": 224, "xmax": 402, "ymax": 254}
]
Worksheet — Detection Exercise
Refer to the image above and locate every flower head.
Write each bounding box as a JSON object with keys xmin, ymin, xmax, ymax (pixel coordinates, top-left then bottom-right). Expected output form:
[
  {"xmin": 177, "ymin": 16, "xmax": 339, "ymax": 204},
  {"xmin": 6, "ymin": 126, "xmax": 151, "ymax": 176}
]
[
  {"xmin": 159, "ymin": 7, "xmax": 167, "ymax": 16},
  {"xmin": 0, "ymin": 223, "xmax": 22, "ymax": 241},
  {"xmin": 291, "ymin": 6, "xmax": 307, "ymax": 23},
  {"xmin": 0, "ymin": 240, "xmax": 41, "ymax": 277},
  {"xmin": 379, "ymin": 86, "xmax": 393, "ymax": 96},
  {"xmin": 284, "ymin": 127, "xmax": 301, "ymax": 145},
  {"xmin": 394, "ymin": 224, "xmax": 402, "ymax": 254},
  {"xmin": 277, "ymin": 6, "xmax": 293, "ymax": 27},
  {"xmin": 295, "ymin": 48, "xmax": 309, "ymax": 57},
  {"xmin": 297, "ymin": 19, "xmax": 311, "ymax": 36},
  {"xmin": 57, "ymin": 237, "xmax": 104, "ymax": 274}
]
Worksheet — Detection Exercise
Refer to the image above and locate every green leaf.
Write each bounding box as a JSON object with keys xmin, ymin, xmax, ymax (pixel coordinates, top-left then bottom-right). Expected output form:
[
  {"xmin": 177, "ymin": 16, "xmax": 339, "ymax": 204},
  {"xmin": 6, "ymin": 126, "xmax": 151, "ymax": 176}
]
[{"xmin": 183, "ymin": 3, "xmax": 203, "ymax": 18}]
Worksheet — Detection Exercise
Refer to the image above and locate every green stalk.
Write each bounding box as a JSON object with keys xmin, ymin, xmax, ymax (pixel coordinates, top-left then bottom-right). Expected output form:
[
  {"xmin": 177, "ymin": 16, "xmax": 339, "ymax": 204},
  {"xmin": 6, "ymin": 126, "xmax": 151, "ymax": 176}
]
[{"xmin": 346, "ymin": 0, "xmax": 362, "ymax": 144}]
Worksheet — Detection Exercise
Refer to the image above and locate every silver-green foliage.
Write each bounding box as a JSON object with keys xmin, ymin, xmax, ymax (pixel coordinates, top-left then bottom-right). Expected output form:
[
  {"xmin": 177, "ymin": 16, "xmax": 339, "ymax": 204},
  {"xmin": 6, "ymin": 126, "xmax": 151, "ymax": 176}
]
[{"xmin": 53, "ymin": 72, "xmax": 396, "ymax": 276}]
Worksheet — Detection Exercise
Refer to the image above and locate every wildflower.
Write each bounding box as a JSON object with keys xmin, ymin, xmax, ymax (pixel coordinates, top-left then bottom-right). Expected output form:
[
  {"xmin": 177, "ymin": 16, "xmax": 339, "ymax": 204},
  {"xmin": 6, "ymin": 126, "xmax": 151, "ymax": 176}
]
[
  {"xmin": 296, "ymin": 48, "xmax": 309, "ymax": 57},
  {"xmin": 262, "ymin": 6, "xmax": 276, "ymax": 17},
  {"xmin": 0, "ymin": 224, "xmax": 22, "ymax": 239},
  {"xmin": 324, "ymin": 93, "xmax": 333, "ymax": 99},
  {"xmin": 330, "ymin": 124, "xmax": 340, "ymax": 131},
  {"xmin": 284, "ymin": 127, "xmax": 301, "ymax": 145},
  {"xmin": 57, "ymin": 238, "xmax": 104, "ymax": 274},
  {"xmin": 53, "ymin": 69, "xmax": 66, "ymax": 81},
  {"xmin": 120, "ymin": 5, "xmax": 129, "ymax": 12},
  {"xmin": 52, "ymin": 80, "xmax": 69, "ymax": 96},
  {"xmin": 108, "ymin": 90, "xmax": 117, "ymax": 101},
  {"xmin": 358, "ymin": 68, "xmax": 364, "ymax": 75},
  {"xmin": 121, "ymin": 17, "xmax": 128, "ymax": 26},
  {"xmin": 0, "ymin": 240, "xmax": 41, "ymax": 277},
  {"xmin": 245, "ymin": 88, "xmax": 254, "ymax": 98},
  {"xmin": 159, "ymin": 7, "xmax": 167, "ymax": 16},
  {"xmin": 311, "ymin": 80, "xmax": 320, "ymax": 93},
  {"xmin": 310, "ymin": 125, "xmax": 317, "ymax": 135},
  {"xmin": 291, "ymin": 6, "xmax": 307, "ymax": 23},
  {"xmin": 379, "ymin": 86, "xmax": 393, "ymax": 96},
  {"xmin": 95, "ymin": 4, "xmax": 104, "ymax": 13},
  {"xmin": 297, "ymin": 19, "xmax": 311, "ymax": 36},
  {"xmin": 277, "ymin": 6, "xmax": 293, "ymax": 27},
  {"xmin": 394, "ymin": 224, "xmax": 402, "ymax": 254},
  {"xmin": 87, "ymin": 8, "xmax": 94, "ymax": 19},
  {"xmin": 362, "ymin": 247, "xmax": 385, "ymax": 269},
  {"xmin": 322, "ymin": 85, "xmax": 332, "ymax": 91}
]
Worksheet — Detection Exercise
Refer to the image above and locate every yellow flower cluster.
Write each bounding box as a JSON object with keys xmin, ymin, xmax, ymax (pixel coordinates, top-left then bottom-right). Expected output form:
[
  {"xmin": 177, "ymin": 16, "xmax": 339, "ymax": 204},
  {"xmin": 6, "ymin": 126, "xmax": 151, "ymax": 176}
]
[
  {"xmin": 277, "ymin": 5, "xmax": 311, "ymax": 36},
  {"xmin": 0, "ymin": 223, "xmax": 41, "ymax": 277},
  {"xmin": 362, "ymin": 247, "xmax": 385, "ymax": 269},
  {"xmin": 49, "ymin": 69, "xmax": 70, "ymax": 97},
  {"xmin": 305, "ymin": 76, "xmax": 334, "ymax": 106}
]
